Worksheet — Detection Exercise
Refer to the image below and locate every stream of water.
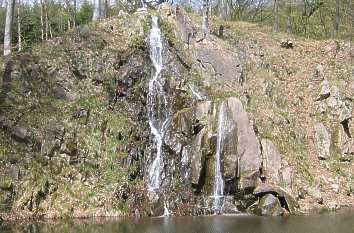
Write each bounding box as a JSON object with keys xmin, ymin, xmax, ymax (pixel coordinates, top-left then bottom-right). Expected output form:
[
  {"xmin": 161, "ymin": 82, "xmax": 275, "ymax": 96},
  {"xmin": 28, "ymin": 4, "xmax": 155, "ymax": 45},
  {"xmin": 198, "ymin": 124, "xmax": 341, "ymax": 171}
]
[
  {"xmin": 213, "ymin": 103, "xmax": 226, "ymax": 213},
  {"xmin": 147, "ymin": 16, "xmax": 171, "ymax": 192}
]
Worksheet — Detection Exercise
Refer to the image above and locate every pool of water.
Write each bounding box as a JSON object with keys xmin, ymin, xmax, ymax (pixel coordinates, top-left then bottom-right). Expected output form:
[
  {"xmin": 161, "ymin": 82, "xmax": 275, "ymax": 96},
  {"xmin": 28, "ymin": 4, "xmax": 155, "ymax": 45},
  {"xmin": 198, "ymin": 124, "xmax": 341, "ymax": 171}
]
[{"xmin": 2, "ymin": 209, "xmax": 354, "ymax": 233}]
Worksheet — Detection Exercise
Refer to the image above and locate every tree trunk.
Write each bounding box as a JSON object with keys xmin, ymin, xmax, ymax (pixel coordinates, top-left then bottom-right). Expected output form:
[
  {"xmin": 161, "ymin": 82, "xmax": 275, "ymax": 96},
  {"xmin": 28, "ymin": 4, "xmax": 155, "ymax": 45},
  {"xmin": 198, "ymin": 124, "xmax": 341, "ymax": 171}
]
[
  {"xmin": 17, "ymin": 0, "xmax": 21, "ymax": 51},
  {"xmin": 73, "ymin": 0, "xmax": 76, "ymax": 28},
  {"xmin": 4, "ymin": 0, "xmax": 15, "ymax": 56},
  {"xmin": 92, "ymin": 0, "xmax": 100, "ymax": 21},
  {"xmin": 273, "ymin": 0, "xmax": 279, "ymax": 33},
  {"xmin": 44, "ymin": 0, "xmax": 48, "ymax": 40},
  {"xmin": 202, "ymin": 0, "xmax": 210, "ymax": 38},
  {"xmin": 332, "ymin": 0, "xmax": 340, "ymax": 38},
  {"xmin": 286, "ymin": 0, "xmax": 292, "ymax": 33},
  {"xmin": 40, "ymin": 0, "xmax": 44, "ymax": 40},
  {"xmin": 219, "ymin": 0, "xmax": 227, "ymax": 20},
  {"xmin": 49, "ymin": 24, "xmax": 53, "ymax": 39}
]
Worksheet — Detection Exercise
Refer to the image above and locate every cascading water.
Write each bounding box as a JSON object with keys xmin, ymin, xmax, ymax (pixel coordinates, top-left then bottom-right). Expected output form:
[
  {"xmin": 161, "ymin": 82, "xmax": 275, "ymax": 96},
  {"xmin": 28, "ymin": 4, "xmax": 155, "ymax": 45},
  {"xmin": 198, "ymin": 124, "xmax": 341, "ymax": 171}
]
[
  {"xmin": 213, "ymin": 102, "xmax": 225, "ymax": 213},
  {"xmin": 147, "ymin": 16, "xmax": 172, "ymax": 215}
]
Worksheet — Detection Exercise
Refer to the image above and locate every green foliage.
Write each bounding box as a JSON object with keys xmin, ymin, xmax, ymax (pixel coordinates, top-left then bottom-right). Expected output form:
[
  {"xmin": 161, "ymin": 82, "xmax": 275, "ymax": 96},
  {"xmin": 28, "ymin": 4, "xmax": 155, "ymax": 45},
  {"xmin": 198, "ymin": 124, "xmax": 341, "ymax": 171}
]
[{"xmin": 76, "ymin": 1, "xmax": 93, "ymax": 25}]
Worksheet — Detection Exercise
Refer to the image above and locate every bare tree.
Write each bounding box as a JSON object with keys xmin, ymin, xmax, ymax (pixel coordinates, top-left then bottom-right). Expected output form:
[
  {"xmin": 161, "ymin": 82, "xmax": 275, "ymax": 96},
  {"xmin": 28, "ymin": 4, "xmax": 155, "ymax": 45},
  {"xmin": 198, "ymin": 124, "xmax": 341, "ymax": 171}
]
[
  {"xmin": 273, "ymin": 0, "xmax": 279, "ymax": 33},
  {"xmin": 332, "ymin": 0, "xmax": 340, "ymax": 38},
  {"xmin": 286, "ymin": 0, "xmax": 292, "ymax": 33},
  {"xmin": 92, "ymin": 0, "xmax": 106, "ymax": 21},
  {"xmin": 17, "ymin": 0, "xmax": 21, "ymax": 51},
  {"xmin": 202, "ymin": 0, "xmax": 210, "ymax": 37},
  {"xmin": 40, "ymin": 0, "xmax": 44, "ymax": 40},
  {"xmin": 92, "ymin": 0, "xmax": 100, "ymax": 20},
  {"xmin": 4, "ymin": 0, "xmax": 15, "ymax": 56}
]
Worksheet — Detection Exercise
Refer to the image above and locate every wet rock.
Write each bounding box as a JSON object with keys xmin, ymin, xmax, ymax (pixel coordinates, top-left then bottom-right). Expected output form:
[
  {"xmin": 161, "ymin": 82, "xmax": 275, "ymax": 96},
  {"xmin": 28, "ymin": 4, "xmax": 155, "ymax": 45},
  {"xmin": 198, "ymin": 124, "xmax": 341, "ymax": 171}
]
[
  {"xmin": 222, "ymin": 196, "xmax": 240, "ymax": 214},
  {"xmin": 314, "ymin": 123, "xmax": 331, "ymax": 160},
  {"xmin": 190, "ymin": 127, "xmax": 208, "ymax": 186},
  {"xmin": 226, "ymin": 97, "xmax": 261, "ymax": 191},
  {"xmin": 254, "ymin": 184, "xmax": 299, "ymax": 214},
  {"xmin": 190, "ymin": 101, "xmax": 213, "ymax": 187},
  {"xmin": 316, "ymin": 79, "xmax": 330, "ymax": 101},
  {"xmin": 261, "ymin": 139, "xmax": 282, "ymax": 184},
  {"xmin": 257, "ymin": 194, "xmax": 284, "ymax": 216},
  {"xmin": 327, "ymin": 201, "xmax": 339, "ymax": 211},
  {"xmin": 190, "ymin": 98, "xmax": 261, "ymax": 194}
]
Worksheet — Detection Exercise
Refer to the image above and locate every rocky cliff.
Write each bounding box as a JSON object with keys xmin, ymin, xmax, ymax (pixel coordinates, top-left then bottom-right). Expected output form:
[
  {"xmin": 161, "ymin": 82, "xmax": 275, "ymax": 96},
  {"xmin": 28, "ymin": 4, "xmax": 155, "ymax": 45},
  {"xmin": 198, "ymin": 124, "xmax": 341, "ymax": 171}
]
[{"xmin": 0, "ymin": 4, "xmax": 353, "ymax": 221}]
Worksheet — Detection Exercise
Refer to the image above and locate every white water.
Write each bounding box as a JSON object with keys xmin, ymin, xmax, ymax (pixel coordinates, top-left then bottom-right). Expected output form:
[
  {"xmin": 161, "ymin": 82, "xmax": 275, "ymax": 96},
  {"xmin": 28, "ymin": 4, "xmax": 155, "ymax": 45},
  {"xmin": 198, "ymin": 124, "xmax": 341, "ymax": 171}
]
[
  {"xmin": 213, "ymin": 102, "xmax": 225, "ymax": 212},
  {"xmin": 147, "ymin": 17, "xmax": 172, "ymax": 217},
  {"xmin": 189, "ymin": 84, "xmax": 205, "ymax": 101}
]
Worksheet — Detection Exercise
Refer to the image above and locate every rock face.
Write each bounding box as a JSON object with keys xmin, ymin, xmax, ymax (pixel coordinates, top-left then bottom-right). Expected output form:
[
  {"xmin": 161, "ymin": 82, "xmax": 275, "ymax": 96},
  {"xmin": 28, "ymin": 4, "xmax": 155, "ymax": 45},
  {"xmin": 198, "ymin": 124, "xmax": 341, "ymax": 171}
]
[
  {"xmin": 189, "ymin": 97, "xmax": 261, "ymax": 195},
  {"xmin": 314, "ymin": 123, "xmax": 331, "ymax": 159},
  {"xmin": 195, "ymin": 48, "xmax": 244, "ymax": 90}
]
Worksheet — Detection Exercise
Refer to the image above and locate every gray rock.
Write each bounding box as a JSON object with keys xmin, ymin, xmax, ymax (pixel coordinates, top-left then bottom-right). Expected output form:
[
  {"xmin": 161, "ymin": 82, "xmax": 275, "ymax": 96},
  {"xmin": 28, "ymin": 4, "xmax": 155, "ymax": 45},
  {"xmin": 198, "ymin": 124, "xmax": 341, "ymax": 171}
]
[
  {"xmin": 316, "ymin": 79, "xmax": 330, "ymax": 101},
  {"xmin": 308, "ymin": 187, "xmax": 323, "ymax": 204},
  {"xmin": 11, "ymin": 126, "xmax": 29, "ymax": 143},
  {"xmin": 258, "ymin": 194, "xmax": 284, "ymax": 216},
  {"xmin": 190, "ymin": 127, "xmax": 207, "ymax": 185},
  {"xmin": 226, "ymin": 97, "xmax": 261, "ymax": 191},
  {"xmin": 338, "ymin": 123, "xmax": 354, "ymax": 161},
  {"xmin": 327, "ymin": 86, "xmax": 343, "ymax": 110},
  {"xmin": 339, "ymin": 106, "xmax": 352, "ymax": 124},
  {"xmin": 254, "ymin": 184, "xmax": 299, "ymax": 214},
  {"xmin": 313, "ymin": 64, "xmax": 325, "ymax": 81},
  {"xmin": 261, "ymin": 139, "xmax": 282, "ymax": 184},
  {"xmin": 53, "ymin": 86, "xmax": 75, "ymax": 101},
  {"xmin": 281, "ymin": 166, "xmax": 293, "ymax": 190},
  {"xmin": 314, "ymin": 123, "xmax": 331, "ymax": 159},
  {"xmin": 195, "ymin": 48, "xmax": 243, "ymax": 89}
]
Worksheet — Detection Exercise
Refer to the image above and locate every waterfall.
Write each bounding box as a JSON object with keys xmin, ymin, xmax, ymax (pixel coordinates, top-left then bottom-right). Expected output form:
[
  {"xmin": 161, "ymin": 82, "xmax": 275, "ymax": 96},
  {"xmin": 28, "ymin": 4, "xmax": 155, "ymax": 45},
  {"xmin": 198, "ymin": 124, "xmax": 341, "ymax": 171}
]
[
  {"xmin": 213, "ymin": 102, "xmax": 225, "ymax": 213},
  {"xmin": 189, "ymin": 84, "xmax": 206, "ymax": 101},
  {"xmin": 147, "ymin": 16, "xmax": 172, "ymax": 194}
]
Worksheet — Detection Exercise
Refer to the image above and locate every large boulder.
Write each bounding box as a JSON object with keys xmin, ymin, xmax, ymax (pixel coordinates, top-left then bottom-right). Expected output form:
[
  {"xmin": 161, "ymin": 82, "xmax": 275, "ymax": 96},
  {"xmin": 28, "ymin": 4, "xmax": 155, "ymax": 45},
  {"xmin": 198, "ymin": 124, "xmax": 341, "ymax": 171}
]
[
  {"xmin": 253, "ymin": 184, "xmax": 299, "ymax": 214},
  {"xmin": 256, "ymin": 194, "xmax": 284, "ymax": 216}
]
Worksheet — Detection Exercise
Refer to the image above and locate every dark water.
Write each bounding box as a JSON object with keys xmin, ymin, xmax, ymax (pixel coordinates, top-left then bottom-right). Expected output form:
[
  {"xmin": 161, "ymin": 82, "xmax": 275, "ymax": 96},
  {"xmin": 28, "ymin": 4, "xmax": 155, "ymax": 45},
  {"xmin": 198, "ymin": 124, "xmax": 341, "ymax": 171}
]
[{"xmin": 2, "ymin": 210, "xmax": 354, "ymax": 233}]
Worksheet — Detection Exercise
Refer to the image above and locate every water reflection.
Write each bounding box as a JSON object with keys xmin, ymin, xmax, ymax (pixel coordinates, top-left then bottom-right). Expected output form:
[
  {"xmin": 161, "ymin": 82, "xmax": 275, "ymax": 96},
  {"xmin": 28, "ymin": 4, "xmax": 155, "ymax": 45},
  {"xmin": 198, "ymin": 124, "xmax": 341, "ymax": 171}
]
[{"xmin": 2, "ymin": 209, "xmax": 354, "ymax": 233}]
